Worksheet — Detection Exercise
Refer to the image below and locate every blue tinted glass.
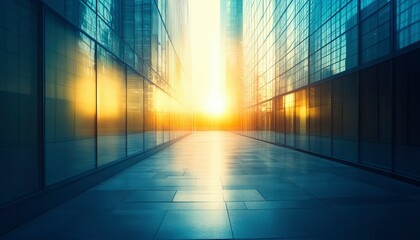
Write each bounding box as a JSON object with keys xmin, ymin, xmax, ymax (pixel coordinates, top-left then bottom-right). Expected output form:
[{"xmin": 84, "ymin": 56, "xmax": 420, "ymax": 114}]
[
  {"xmin": 396, "ymin": 0, "xmax": 420, "ymax": 49},
  {"xmin": 97, "ymin": 47, "xmax": 127, "ymax": 166},
  {"xmin": 44, "ymin": 12, "xmax": 96, "ymax": 185}
]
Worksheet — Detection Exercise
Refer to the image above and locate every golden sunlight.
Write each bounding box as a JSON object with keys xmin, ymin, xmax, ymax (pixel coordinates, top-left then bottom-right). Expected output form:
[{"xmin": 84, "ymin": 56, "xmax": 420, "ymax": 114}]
[
  {"xmin": 190, "ymin": 0, "xmax": 226, "ymax": 118},
  {"xmin": 204, "ymin": 93, "xmax": 226, "ymax": 116}
]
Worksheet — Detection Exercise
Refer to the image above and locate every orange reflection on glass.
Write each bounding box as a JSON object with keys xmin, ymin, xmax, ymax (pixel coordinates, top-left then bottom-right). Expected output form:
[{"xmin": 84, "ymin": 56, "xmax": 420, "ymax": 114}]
[
  {"xmin": 284, "ymin": 92, "xmax": 295, "ymax": 109},
  {"xmin": 76, "ymin": 75, "xmax": 96, "ymax": 117},
  {"xmin": 98, "ymin": 68, "xmax": 125, "ymax": 120},
  {"xmin": 296, "ymin": 90, "xmax": 307, "ymax": 134}
]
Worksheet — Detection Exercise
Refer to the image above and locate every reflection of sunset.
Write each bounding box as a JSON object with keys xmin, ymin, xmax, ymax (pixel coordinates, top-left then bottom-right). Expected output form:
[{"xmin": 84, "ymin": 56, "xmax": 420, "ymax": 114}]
[
  {"xmin": 98, "ymin": 67, "xmax": 125, "ymax": 120},
  {"xmin": 76, "ymin": 76, "xmax": 96, "ymax": 117},
  {"xmin": 284, "ymin": 93, "xmax": 295, "ymax": 109},
  {"xmin": 98, "ymin": 73, "xmax": 121, "ymax": 118}
]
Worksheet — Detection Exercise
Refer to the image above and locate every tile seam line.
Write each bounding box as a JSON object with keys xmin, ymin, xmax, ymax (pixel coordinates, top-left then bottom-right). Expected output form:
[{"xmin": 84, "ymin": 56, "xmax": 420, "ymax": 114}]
[
  {"xmin": 221, "ymin": 175, "xmax": 235, "ymax": 239},
  {"xmin": 153, "ymin": 210, "xmax": 168, "ymax": 240}
]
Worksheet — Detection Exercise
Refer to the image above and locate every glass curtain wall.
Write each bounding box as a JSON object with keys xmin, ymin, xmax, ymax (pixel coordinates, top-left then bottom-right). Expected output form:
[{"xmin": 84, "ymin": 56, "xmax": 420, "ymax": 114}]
[
  {"xmin": 45, "ymin": 12, "xmax": 96, "ymax": 184},
  {"xmin": 127, "ymin": 69, "xmax": 144, "ymax": 155},
  {"xmin": 0, "ymin": 0, "xmax": 39, "ymax": 204},
  {"xmin": 0, "ymin": 0, "xmax": 192, "ymax": 206},
  {"xmin": 242, "ymin": 0, "xmax": 420, "ymax": 181},
  {"xmin": 97, "ymin": 47, "xmax": 127, "ymax": 166}
]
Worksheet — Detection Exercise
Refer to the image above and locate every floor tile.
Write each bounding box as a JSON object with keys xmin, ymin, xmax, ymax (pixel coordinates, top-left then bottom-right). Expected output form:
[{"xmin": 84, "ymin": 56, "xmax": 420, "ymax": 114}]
[
  {"xmin": 114, "ymin": 171, "xmax": 157, "ymax": 179},
  {"xmin": 57, "ymin": 190, "xmax": 132, "ymax": 210},
  {"xmin": 257, "ymin": 187, "xmax": 317, "ymax": 201},
  {"xmin": 156, "ymin": 210, "xmax": 232, "ymax": 239},
  {"xmin": 53, "ymin": 210, "xmax": 165, "ymax": 240},
  {"xmin": 296, "ymin": 182, "xmax": 396, "ymax": 198},
  {"xmin": 2, "ymin": 210, "xmax": 82, "ymax": 239},
  {"xmin": 117, "ymin": 202, "xmax": 226, "ymax": 211},
  {"xmin": 173, "ymin": 190, "xmax": 224, "ymax": 202},
  {"xmin": 125, "ymin": 191, "xmax": 176, "ymax": 202},
  {"xmin": 226, "ymin": 201, "xmax": 247, "ymax": 210},
  {"xmin": 244, "ymin": 199, "xmax": 324, "ymax": 209},
  {"xmin": 223, "ymin": 189, "xmax": 265, "ymax": 201},
  {"xmin": 229, "ymin": 209, "xmax": 360, "ymax": 239}
]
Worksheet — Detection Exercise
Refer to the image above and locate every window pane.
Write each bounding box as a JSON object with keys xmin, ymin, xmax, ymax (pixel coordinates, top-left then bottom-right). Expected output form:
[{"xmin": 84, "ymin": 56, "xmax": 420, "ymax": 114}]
[
  {"xmin": 45, "ymin": 12, "xmax": 96, "ymax": 185},
  {"xmin": 127, "ymin": 69, "xmax": 144, "ymax": 155},
  {"xmin": 396, "ymin": 0, "xmax": 420, "ymax": 49},
  {"xmin": 97, "ymin": 47, "xmax": 126, "ymax": 166},
  {"xmin": 0, "ymin": 0, "xmax": 39, "ymax": 204}
]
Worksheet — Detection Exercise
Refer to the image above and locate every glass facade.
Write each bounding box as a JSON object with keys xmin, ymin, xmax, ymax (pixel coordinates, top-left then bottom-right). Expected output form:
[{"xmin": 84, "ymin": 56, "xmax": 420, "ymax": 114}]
[
  {"xmin": 127, "ymin": 69, "xmax": 144, "ymax": 155},
  {"xmin": 221, "ymin": 0, "xmax": 243, "ymax": 130},
  {"xmin": 97, "ymin": 46, "xmax": 127, "ymax": 166},
  {"xmin": 360, "ymin": 0, "xmax": 391, "ymax": 63},
  {"xmin": 45, "ymin": 12, "xmax": 96, "ymax": 184},
  {"xmin": 242, "ymin": 0, "xmax": 420, "ymax": 180},
  {"xmin": 396, "ymin": 0, "xmax": 420, "ymax": 49},
  {"xmin": 0, "ymin": 0, "xmax": 192, "ymax": 206},
  {"xmin": 0, "ymin": 0, "xmax": 39, "ymax": 205}
]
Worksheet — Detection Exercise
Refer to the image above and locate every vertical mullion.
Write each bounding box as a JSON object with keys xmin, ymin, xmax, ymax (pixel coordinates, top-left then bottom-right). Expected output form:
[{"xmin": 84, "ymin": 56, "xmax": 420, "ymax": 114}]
[
  {"xmin": 125, "ymin": 68, "xmax": 128, "ymax": 158},
  {"xmin": 357, "ymin": 0, "xmax": 362, "ymax": 164},
  {"xmin": 94, "ymin": 43, "xmax": 98, "ymax": 169},
  {"xmin": 38, "ymin": 2, "xmax": 46, "ymax": 189},
  {"xmin": 390, "ymin": 0, "xmax": 396, "ymax": 173}
]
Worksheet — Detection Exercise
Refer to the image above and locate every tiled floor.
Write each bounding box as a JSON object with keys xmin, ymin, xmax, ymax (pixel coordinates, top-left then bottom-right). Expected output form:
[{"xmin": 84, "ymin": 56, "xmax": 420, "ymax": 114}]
[{"xmin": 3, "ymin": 132, "xmax": 420, "ymax": 239}]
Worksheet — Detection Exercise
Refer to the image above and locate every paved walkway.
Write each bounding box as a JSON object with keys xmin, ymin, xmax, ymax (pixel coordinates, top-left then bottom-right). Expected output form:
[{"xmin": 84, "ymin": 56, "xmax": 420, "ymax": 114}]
[{"xmin": 4, "ymin": 132, "xmax": 420, "ymax": 239}]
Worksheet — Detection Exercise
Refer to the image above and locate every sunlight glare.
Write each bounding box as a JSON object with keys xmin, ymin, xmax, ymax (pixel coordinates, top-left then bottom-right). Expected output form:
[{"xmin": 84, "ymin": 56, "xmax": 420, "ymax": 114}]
[
  {"xmin": 190, "ymin": 0, "xmax": 226, "ymax": 117},
  {"xmin": 204, "ymin": 94, "xmax": 225, "ymax": 116}
]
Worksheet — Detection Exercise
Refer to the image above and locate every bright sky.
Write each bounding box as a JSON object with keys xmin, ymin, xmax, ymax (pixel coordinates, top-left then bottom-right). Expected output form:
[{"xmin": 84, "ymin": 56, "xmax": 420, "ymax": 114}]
[{"xmin": 190, "ymin": 0, "xmax": 225, "ymax": 116}]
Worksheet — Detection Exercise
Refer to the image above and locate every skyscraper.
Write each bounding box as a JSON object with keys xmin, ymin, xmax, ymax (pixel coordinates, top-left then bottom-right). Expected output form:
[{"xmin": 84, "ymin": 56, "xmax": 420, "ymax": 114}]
[
  {"xmin": 221, "ymin": 0, "xmax": 243, "ymax": 130},
  {"xmin": 0, "ymin": 0, "xmax": 192, "ymax": 234},
  {"xmin": 242, "ymin": 0, "xmax": 420, "ymax": 181}
]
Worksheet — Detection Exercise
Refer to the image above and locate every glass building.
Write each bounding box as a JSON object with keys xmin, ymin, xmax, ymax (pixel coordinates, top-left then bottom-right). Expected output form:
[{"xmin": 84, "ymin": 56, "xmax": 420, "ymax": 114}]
[
  {"xmin": 221, "ymin": 0, "xmax": 244, "ymax": 130},
  {"xmin": 0, "ymin": 0, "xmax": 192, "ymax": 230},
  {"xmin": 242, "ymin": 0, "xmax": 420, "ymax": 180}
]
